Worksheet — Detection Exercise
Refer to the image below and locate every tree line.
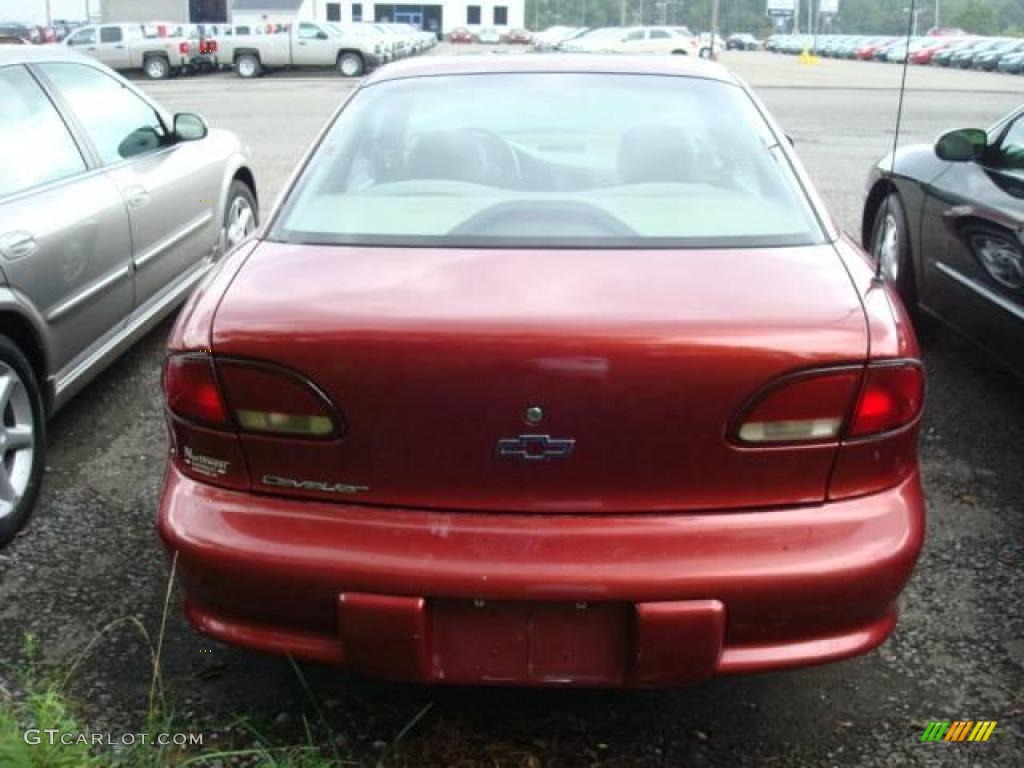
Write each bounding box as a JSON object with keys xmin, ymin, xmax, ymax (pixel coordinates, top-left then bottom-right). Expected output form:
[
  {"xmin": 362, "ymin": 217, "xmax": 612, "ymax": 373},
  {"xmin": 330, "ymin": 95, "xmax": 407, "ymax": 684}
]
[{"xmin": 522, "ymin": 0, "xmax": 1024, "ymax": 37}]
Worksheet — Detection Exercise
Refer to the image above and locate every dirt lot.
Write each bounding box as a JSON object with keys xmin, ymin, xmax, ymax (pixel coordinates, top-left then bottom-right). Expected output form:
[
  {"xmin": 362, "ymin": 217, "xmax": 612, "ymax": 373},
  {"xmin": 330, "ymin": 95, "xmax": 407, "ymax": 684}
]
[{"xmin": 1, "ymin": 50, "xmax": 1022, "ymax": 766}]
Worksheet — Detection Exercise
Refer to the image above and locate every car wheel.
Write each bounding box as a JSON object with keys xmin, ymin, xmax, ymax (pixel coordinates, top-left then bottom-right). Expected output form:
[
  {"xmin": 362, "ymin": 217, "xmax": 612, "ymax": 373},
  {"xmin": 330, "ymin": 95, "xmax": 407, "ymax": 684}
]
[
  {"xmin": 236, "ymin": 54, "xmax": 261, "ymax": 78},
  {"xmin": 870, "ymin": 192, "xmax": 917, "ymax": 307},
  {"xmin": 0, "ymin": 336, "xmax": 45, "ymax": 546},
  {"xmin": 144, "ymin": 55, "xmax": 170, "ymax": 80},
  {"xmin": 338, "ymin": 52, "xmax": 364, "ymax": 77},
  {"xmin": 222, "ymin": 180, "xmax": 258, "ymax": 254}
]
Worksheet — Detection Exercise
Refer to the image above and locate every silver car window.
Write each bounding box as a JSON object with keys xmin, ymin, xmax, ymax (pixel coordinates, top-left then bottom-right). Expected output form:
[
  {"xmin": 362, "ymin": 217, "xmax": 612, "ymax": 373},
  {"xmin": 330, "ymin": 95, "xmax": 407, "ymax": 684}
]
[
  {"xmin": 0, "ymin": 65, "xmax": 86, "ymax": 199},
  {"xmin": 38, "ymin": 63, "xmax": 170, "ymax": 166}
]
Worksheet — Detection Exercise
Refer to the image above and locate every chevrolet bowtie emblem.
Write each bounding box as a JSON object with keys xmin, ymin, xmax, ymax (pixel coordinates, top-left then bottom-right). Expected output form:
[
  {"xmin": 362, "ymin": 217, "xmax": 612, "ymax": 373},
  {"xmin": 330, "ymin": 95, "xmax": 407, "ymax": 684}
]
[{"xmin": 496, "ymin": 434, "xmax": 576, "ymax": 461}]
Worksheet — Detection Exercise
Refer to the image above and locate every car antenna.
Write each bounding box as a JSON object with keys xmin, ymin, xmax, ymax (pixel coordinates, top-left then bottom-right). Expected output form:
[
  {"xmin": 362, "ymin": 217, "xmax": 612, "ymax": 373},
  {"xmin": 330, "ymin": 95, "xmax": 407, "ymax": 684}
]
[{"xmin": 876, "ymin": 0, "xmax": 918, "ymax": 283}]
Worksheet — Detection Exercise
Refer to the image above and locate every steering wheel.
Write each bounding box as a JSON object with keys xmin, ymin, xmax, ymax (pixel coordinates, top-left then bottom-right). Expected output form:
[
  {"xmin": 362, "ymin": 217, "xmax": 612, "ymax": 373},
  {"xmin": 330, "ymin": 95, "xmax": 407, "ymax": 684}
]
[
  {"xmin": 449, "ymin": 200, "xmax": 638, "ymax": 238},
  {"xmin": 468, "ymin": 128, "xmax": 522, "ymax": 187}
]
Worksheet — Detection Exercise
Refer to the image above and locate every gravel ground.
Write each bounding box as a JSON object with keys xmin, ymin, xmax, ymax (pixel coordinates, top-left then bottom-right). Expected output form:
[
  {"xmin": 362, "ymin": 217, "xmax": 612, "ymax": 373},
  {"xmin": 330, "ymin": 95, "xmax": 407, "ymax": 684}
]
[{"xmin": 0, "ymin": 50, "xmax": 1021, "ymax": 766}]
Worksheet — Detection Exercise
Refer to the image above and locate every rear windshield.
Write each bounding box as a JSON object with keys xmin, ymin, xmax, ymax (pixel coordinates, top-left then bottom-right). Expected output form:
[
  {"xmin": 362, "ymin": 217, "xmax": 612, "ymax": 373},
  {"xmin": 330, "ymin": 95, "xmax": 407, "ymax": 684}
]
[{"xmin": 271, "ymin": 73, "xmax": 824, "ymax": 248}]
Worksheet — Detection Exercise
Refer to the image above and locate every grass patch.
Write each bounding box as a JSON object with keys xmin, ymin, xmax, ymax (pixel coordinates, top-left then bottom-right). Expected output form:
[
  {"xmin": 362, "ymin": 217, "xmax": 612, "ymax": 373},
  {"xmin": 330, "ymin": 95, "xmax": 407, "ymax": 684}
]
[{"xmin": 0, "ymin": 555, "xmax": 431, "ymax": 767}]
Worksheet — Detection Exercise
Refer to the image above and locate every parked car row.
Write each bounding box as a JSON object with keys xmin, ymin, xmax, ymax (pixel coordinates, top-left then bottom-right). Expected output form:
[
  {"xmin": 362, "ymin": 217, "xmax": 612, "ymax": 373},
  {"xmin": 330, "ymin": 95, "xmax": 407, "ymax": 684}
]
[
  {"xmin": 449, "ymin": 27, "xmax": 532, "ymax": 44},
  {"xmin": 767, "ymin": 32, "xmax": 1024, "ymax": 73},
  {"xmin": 531, "ymin": 25, "xmax": 704, "ymax": 57},
  {"xmin": 0, "ymin": 21, "xmax": 85, "ymax": 45},
  {"xmin": 52, "ymin": 19, "xmax": 436, "ymax": 79}
]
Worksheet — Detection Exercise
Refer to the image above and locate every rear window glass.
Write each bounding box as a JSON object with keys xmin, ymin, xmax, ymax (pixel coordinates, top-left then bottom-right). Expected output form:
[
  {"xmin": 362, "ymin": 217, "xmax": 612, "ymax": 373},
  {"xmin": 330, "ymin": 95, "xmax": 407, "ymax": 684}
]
[{"xmin": 271, "ymin": 73, "xmax": 824, "ymax": 248}]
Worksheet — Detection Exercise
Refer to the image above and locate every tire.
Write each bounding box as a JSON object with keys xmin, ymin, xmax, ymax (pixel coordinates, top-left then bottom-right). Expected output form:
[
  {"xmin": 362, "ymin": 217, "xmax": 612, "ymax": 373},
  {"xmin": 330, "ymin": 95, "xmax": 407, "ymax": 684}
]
[
  {"xmin": 0, "ymin": 336, "xmax": 45, "ymax": 546},
  {"xmin": 338, "ymin": 51, "xmax": 364, "ymax": 77},
  {"xmin": 222, "ymin": 180, "xmax": 258, "ymax": 255},
  {"xmin": 236, "ymin": 53, "xmax": 261, "ymax": 79},
  {"xmin": 143, "ymin": 55, "xmax": 170, "ymax": 80},
  {"xmin": 869, "ymin": 192, "xmax": 918, "ymax": 310}
]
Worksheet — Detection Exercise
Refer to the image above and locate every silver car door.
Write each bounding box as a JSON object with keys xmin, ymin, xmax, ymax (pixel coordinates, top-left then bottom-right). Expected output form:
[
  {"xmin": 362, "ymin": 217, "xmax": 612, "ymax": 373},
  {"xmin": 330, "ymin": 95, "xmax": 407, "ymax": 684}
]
[
  {"xmin": 0, "ymin": 64, "xmax": 133, "ymax": 374},
  {"xmin": 94, "ymin": 26, "xmax": 132, "ymax": 70},
  {"xmin": 36, "ymin": 61, "xmax": 222, "ymax": 311}
]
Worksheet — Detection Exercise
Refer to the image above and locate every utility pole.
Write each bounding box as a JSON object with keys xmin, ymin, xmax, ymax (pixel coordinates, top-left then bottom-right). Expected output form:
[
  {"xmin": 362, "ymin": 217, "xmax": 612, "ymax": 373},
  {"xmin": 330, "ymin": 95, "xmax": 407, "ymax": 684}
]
[
  {"xmin": 935, "ymin": 0, "xmax": 940, "ymax": 28},
  {"xmin": 710, "ymin": 0, "xmax": 719, "ymax": 59},
  {"xmin": 620, "ymin": 0, "xmax": 626, "ymax": 26}
]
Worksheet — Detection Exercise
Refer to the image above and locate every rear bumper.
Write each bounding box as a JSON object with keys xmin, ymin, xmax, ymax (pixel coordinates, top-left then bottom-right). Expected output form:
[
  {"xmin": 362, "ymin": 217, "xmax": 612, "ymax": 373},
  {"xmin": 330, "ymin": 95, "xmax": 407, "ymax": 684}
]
[{"xmin": 159, "ymin": 466, "xmax": 925, "ymax": 686}]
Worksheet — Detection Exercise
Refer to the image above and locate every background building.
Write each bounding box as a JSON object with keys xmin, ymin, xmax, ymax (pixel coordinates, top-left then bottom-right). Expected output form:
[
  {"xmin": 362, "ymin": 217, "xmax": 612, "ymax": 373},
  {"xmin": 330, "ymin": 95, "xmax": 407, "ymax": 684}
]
[
  {"xmin": 231, "ymin": 1, "xmax": 525, "ymax": 36},
  {"xmin": 94, "ymin": 0, "xmax": 524, "ymax": 34}
]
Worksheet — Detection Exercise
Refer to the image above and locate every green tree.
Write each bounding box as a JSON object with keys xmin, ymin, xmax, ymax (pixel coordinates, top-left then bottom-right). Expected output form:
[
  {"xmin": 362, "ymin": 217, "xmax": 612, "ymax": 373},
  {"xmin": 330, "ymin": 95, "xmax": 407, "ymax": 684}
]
[{"xmin": 951, "ymin": 1, "xmax": 1000, "ymax": 34}]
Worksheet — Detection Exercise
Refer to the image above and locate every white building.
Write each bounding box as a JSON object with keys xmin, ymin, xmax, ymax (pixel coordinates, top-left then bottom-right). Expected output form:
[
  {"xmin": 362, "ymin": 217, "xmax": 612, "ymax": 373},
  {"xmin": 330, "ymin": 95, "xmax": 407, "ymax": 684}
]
[{"xmin": 230, "ymin": 0, "xmax": 525, "ymax": 36}]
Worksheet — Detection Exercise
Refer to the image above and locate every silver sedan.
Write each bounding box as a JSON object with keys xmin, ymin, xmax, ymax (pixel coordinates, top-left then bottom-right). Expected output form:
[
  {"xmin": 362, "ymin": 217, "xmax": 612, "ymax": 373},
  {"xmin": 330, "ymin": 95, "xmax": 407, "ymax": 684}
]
[{"xmin": 0, "ymin": 45, "xmax": 258, "ymax": 543}]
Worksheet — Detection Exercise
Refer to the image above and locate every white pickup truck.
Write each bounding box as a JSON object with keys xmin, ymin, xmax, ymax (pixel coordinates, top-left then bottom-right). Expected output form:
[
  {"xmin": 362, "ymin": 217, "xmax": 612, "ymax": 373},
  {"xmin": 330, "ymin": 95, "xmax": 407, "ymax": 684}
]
[
  {"xmin": 218, "ymin": 21, "xmax": 380, "ymax": 78},
  {"xmin": 61, "ymin": 22, "xmax": 205, "ymax": 79}
]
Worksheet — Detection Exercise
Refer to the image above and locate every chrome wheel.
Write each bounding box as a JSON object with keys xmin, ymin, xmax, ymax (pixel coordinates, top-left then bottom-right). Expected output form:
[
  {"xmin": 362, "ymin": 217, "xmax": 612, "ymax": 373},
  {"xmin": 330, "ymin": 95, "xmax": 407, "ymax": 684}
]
[
  {"xmin": 873, "ymin": 211, "xmax": 901, "ymax": 284},
  {"xmin": 225, "ymin": 194, "xmax": 255, "ymax": 249},
  {"xmin": 237, "ymin": 56, "xmax": 258, "ymax": 78},
  {"xmin": 339, "ymin": 53, "xmax": 363, "ymax": 77},
  {"xmin": 0, "ymin": 361, "xmax": 35, "ymax": 521},
  {"xmin": 144, "ymin": 57, "xmax": 169, "ymax": 79}
]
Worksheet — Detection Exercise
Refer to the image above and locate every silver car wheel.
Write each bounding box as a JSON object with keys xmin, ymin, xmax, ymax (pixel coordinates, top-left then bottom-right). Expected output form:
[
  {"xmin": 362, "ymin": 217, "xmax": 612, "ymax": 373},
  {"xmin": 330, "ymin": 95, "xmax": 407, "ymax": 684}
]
[
  {"xmin": 0, "ymin": 362, "xmax": 35, "ymax": 521},
  {"xmin": 874, "ymin": 212, "xmax": 901, "ymax": 284},
  {"xmin": 225, "ymin": 195, "xmax": 255, "ymax": 248}
]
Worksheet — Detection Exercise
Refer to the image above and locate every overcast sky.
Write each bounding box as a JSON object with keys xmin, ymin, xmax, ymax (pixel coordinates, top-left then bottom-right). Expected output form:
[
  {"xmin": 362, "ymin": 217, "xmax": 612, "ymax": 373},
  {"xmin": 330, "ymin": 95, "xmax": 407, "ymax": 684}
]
[{"xmin": 0, "ymin": 0, "xmax": 92, "ymax": 24}]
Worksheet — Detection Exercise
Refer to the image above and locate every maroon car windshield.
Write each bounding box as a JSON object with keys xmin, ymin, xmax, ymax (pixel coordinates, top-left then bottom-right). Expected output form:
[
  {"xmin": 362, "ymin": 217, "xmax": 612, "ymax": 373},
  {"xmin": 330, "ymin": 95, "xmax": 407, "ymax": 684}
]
[{"xmin": 271, "ymin": 73, "xmax": 825, "ymax": 248}]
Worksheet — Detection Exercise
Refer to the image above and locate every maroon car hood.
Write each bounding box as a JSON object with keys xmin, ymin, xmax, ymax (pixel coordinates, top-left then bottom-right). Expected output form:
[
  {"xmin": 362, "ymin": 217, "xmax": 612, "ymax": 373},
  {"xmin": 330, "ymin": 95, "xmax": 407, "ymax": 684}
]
[{"xmin": 211, "ymin": 241, "xmax": 868, "ymax": 512}]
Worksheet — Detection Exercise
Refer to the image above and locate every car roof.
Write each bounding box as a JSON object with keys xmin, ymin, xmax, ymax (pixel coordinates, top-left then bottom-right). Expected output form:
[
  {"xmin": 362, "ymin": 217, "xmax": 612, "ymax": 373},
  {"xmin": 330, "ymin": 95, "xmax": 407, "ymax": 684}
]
[
  {"xmin": 0, "ymin": 44, "xmax": 91, "ymax": 67},
  {"xmin": 365, "ymin": 54, "xmax": 737, "ymax": 87}
]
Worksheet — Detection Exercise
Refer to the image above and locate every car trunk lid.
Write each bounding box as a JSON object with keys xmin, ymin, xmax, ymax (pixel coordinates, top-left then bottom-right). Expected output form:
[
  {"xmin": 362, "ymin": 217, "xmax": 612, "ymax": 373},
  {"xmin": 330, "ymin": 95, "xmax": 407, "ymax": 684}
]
[{"xmin": 211, "ymin": 241, "xmax": 868, "ymax": 513}]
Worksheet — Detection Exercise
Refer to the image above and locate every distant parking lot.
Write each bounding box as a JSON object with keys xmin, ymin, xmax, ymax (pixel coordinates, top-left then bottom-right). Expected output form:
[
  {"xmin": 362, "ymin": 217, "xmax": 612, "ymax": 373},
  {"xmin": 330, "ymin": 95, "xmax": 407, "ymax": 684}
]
[{"xmin": 2, "ymin": 46, "xmax": 1021, "ymax": 766}]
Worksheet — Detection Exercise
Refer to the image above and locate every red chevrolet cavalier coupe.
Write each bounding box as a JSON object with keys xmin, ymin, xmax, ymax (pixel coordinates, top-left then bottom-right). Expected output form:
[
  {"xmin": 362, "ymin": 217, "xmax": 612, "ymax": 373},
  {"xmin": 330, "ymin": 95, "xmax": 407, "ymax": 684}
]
[{"xmin": 159, "ymin": 55, "xmax": 926, "ymax": 687}]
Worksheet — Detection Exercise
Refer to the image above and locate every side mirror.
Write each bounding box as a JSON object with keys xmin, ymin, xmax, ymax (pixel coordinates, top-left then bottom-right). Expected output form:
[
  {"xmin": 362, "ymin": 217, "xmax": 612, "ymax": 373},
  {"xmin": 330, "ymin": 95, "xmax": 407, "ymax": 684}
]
[
  {"xmin": 173, "ymin": 112, "xmax": 208, "ymax": 142},
  {"xmin": 317, "ymin": 31, "xmax": 328, "ymax": 40},
  {"xmin": 935, "ymin": 128, "xmax": 987, "ymax": 162}
]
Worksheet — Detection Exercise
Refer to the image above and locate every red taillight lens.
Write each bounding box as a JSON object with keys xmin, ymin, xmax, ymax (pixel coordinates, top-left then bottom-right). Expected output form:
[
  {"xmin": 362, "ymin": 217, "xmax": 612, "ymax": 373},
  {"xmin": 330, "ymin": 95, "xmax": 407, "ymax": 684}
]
[
  {"xmin": 734, "ymin": 369, "xmax": 861, "ymax": 445},
  {"xmin": 734, "ymin": 362, "xmax": 924, "ymax": 446},
  {"xmin": 179, "ymin": 41, "xmax": 190, "ymax": 54},
  {"xmin": 848, "ymin": 364, "xmax": 924, "ymax": 437},
  {"xmin": 164, "ymin": 355, "xmax": 229, "ymax": 427},
  {"xmin": 163, "ymin": 353, "xmax": 343, "ymax": 491},
  {"xmin": 216, "ymin": 360, "xmax": 342, "ymax": 438}
]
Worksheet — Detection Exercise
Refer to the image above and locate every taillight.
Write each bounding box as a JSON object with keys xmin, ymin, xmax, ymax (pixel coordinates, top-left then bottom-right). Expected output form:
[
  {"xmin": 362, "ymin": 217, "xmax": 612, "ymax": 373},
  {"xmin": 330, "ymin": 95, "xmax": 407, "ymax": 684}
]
[
  {"xmin": 848, "ymin": 364, "xmax": 924, "ymax": 437},
  {"xmin": 733, "ymin": 362, "xmax": 923, "ymax": 446},
  {"xmin": 216, "ymin": 360, "xmax": 342, "ymax": 438},
  {"xmin": 163, "ymin": 353, "xmax": 343, "ymax": 490},
  {"xmin": 733, "ymin": 369, "xmax": 861, "ymax": 445},
  {"xmin": 164, "ymin": 355, "xmax": 229, "ymax": 427},
  {"xmin": 179, "ymin": 41, "xmax": 190, "ymax": 55}
]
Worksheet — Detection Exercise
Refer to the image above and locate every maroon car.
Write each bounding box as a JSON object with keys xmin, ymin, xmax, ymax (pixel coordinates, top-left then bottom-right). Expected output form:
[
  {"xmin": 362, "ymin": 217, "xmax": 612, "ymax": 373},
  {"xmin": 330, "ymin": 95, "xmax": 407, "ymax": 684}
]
[
  {"xmin": 449, "ymin": 26, "xmax": 474, "ymax": 43},
  {"xmin": 159, "ymin": 55, "xmax": 925, "ymax": 687},
  {"xmin": 506, "ymin": 28, "xmax": 533, "ymax": 44}
]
